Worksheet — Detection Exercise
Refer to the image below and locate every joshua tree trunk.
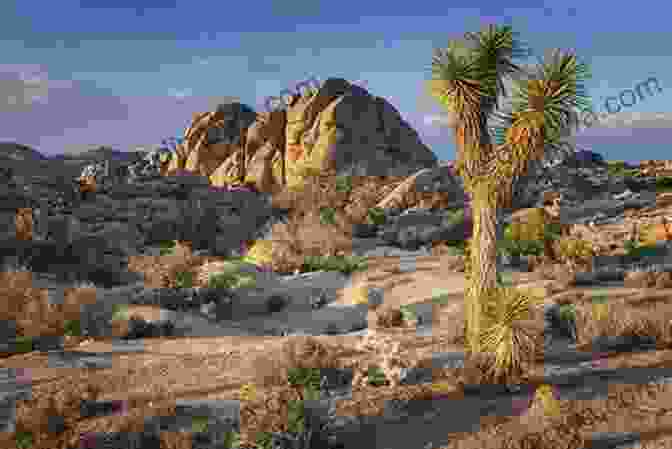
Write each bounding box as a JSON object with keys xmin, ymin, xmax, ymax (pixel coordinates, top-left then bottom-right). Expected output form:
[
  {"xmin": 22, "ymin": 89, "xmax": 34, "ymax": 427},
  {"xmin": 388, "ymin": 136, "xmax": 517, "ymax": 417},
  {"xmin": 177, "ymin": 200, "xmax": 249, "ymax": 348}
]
[{"xmin": 465, "ymin": 182, "xmax": 500, "ymax": 353}]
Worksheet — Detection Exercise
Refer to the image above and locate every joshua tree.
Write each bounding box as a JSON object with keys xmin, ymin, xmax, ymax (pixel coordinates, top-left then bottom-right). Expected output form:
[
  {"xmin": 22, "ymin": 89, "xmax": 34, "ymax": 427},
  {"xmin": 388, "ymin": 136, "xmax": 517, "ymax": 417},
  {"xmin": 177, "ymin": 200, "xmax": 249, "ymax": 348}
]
[{"xmin": 427, "ymin": 25, "xmax": 591, "ymax": 359}]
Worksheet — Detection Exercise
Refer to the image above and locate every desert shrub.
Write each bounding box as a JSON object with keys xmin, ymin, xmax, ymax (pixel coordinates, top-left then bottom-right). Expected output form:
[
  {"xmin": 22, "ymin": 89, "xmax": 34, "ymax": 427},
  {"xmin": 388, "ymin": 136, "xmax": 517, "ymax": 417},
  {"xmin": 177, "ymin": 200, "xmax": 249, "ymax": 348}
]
[
  {"xmin": 606, "ymin": 161, "xmax": 639, "ymax": 177},
  {"xmin": 286, "ymin": 366, "xmax": 322, "ymax": 391},
  {"xmin": 157, "ymin": 240, "xmax": 176, "ymax": 256},
  {"xmin": 365, "ymin": 365, "xmax": 389, "ymax": 387},
  {"xmin": 499, "ymin": 236, "xmax": 544, "ymax": 258},
  {"xmin": 0, "ymin": 270, "xmax": 102, "ymax": 340},
  {"xmin": 507, "ymin": 209, "xmax": 547, "ymax": 242},
  {"xmin": 257, "ymin": 212, "xmax": 355, "ymax": 274},
  {"xmin": 367, "ymin": 206, "xmax": 387, "ymax": 225},
  {"xmin": 656, "ymin": 176, "xmax": 672, "ymax": 190},
  {"xmin": 624, "ymin": 237, "xmax": 639, "ymax": 255},
  {"xmin": 552, "ymin": 236, "xmax": 595, "ymax": 270},
  {"xmin": 446, "ymin": 208, "xmax": 465, "ymax": 225},
  {"xmin": 250, "ymin": 336, "xmax": 344, "ymax": 389},
  {"xmin": 174, "ymin": 270, "xmax": 194, "ymax": 288},
  {"xmin": 158, "ymin": 240, "xmax": 176, "ymax": 249},
  {"xmin": 334, "ymin": 175, "xmax": 353, "ymax": 193},
  {"xmin": 62, "ymin": 319, "xmax": 83, "ymax": 337},
  {"xmin": 15, "ymin": 431, "xmax": 33, "ymax": 449},
  {"xmin": 318, "ymin": 206, "xmax": 336, "ymax": 225},
  {"xmin": 500, "ymin": 218, "xmax": 561, "ymax": 260},
  {"xmin": 301, "ymin": 254, "xmax": 367, "ymax": 275},
  {"xmin": 207, "ymin": 271, "xmax": 239, "ymax": 290},
  {"xmin": 207, "ymin": 271, "xmax": 256, "ymax": 290}
]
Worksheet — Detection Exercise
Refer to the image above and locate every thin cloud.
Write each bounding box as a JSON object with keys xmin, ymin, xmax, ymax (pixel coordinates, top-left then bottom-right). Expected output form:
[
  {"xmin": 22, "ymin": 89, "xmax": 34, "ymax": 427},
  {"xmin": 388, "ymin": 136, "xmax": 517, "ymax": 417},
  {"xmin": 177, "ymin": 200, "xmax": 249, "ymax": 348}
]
[{"xmin": 0, "ymin": 64, "xmax": 130, "ymax": 152}]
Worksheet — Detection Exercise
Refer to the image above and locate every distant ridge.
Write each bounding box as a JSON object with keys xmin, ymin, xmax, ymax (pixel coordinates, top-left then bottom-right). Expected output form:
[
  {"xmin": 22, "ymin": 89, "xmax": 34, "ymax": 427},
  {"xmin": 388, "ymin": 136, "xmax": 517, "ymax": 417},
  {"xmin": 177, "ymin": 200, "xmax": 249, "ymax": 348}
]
[
  {"xmin": 0, "ymin": 142, "xmax": 47, "ymax": 161},
  {"xmin": 47, "ymin": 146, "xmax": 146, "ymax": 163}
]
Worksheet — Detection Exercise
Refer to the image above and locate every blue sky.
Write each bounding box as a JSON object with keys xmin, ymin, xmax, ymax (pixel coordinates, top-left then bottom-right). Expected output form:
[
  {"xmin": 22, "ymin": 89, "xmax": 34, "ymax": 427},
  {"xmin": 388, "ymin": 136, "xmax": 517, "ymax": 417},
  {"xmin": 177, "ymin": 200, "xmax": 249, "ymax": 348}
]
[{"xmin": 1, "ymin": 0, "xmax": 670, "ymax": 163}]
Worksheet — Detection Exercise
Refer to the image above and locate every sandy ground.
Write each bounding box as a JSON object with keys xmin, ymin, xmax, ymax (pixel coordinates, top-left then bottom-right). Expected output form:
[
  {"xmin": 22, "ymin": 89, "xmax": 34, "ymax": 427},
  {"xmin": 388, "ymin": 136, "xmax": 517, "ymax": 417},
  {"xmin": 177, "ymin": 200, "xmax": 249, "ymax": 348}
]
[{"xmin": 0, "ymin": 253, "xmax": 548, "ymax": 408}]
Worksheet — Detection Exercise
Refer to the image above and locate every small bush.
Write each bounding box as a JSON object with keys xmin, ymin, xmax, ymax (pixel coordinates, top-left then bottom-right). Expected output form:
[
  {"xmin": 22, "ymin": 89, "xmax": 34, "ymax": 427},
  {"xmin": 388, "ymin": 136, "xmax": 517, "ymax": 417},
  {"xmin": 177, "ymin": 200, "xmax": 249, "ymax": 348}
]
[
  {"xmin": 334, "ymin": 175, "xmax": 353, "ymax": 194},
  {"xmin": 63, "ymin": 319, "xmax": 83, "ymax": 337},
  {"xmin": 446, "ymin": 208, "xmax": 465, "ymax": 225},
  {"xmin": 286, "ymin": 366, "xmax": 322, "ymax": 391},
  {"xmin": 15, "ymin": 431, "xmax": 33, "ymax": 449},
  {"xmin": 607, "ymin": 162, "xmax": 638, "ymax": 177},
  {"xmin": 174, "ymin": 270, "xmax": 194, "ymax": 289},
  {"xmin": 191, "ymin": 415, "xmax": 209, "ymax": 434},
  {"xmin": 301, "ymin": 254, "xmax": 367, "ymax": 274},
  {"xmin": 111, "ymin": 304, "xmax": 129, "ymax": 321},
  {"xmin": 158, "ymin": 240, "xmax": 176, "ymax": 249},
  {"xmin": 207, "ymin": 271, "xmax": 239, "ymax": 290},
  {"xmin": 367, "ymin": 207, "xmax": 387, "ymax": 226},
  {"xmin": 553, "ymin": 236, "xmax": 595, "ymax": 270},
  {"xmin": 558, "ymin": 303, "xmax": 577, "ymax": 322},
  {"xmin": 318, "ymin": 207, "xmax": 337, "ymax": 226},
  {"xmin": 366, "ymin": 365, "xmax": 389, "ymax": 387},
  {"xmin": 506, "ymin": 209, "xmax": 548, "ymax": 242},
  {"xmin": 656, "ymin": 177, "xmax": 672, "ymax": 190},
  {"xmin": 624, "ymin": 238, "xmax": 639, "ymax": 255},
  {"xmin": 499, "ymin": 238, "xmax": 544, "ymax": 258}
]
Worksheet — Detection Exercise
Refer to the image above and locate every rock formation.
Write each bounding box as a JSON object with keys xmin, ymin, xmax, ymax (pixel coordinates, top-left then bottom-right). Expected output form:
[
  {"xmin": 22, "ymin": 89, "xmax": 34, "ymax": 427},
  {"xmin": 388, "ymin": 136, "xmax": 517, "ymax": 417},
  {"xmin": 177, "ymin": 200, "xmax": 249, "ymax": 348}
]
[{"xmin": 177, "ymin": 78, "xmax": 438, "ymax": 194}]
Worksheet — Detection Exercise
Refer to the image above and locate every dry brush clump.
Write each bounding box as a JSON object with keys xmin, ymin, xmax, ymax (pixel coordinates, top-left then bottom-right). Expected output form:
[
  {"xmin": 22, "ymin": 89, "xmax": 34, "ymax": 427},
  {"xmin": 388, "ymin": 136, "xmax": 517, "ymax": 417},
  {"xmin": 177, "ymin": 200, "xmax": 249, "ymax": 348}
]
[
  {"xmin": 248, "ymin": 336, "xmax": 354, "ymax": 389},
  {"xmin": 12, "ymin": 373, "xmax": 106, "ymax": 449},
  {"xmin": 240, "ymin": 336, "xmax": 367, "ymax": 446},
  {"xmin": 571, "ymin": 294, "xmax": 672, "ymax": 348},
  {"xmin": 442, "ymin": 377, "xmax": 672, "ymax": 449},
  {"xmin": 0, "ymin": 268, "xmax": 99, "ymax": 341},
  {"xmin": 127, "ymin": 243, "xmax": 232, "ymax": 289}
]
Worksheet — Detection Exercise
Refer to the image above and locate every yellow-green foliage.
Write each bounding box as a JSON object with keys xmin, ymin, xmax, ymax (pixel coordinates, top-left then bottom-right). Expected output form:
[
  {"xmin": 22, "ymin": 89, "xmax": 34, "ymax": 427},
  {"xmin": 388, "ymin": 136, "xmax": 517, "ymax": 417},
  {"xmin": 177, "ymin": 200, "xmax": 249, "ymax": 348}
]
[
  {"xmin": 478, "ymin": 285, "xmax": 536, "ymax": 379},
  {"xmin": 208, "ymin": 270, "xmax": 257, "ymax": 290},
  {"xmin": 507, "ymin": 208, "xmax": 547, "ymax": 242},
  {"xmin": 245, "ymin": 240, "xmax": 274, "ymax": 267},
  {"xmin": 553, "ymin": 236, "xmax": 595, "ymax": 266}
]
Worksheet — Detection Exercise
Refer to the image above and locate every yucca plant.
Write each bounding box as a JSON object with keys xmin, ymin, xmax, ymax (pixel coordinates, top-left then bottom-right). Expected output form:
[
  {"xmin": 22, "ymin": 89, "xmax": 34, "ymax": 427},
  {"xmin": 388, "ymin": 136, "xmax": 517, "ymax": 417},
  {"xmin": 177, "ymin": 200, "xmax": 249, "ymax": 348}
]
[
  {"xmin": 477, "ymin": 286, "xmax": 536, "ymax": 379},
  {"xmin": 428, "ymin": 25, "xmax": 591, "ymax": 357}
]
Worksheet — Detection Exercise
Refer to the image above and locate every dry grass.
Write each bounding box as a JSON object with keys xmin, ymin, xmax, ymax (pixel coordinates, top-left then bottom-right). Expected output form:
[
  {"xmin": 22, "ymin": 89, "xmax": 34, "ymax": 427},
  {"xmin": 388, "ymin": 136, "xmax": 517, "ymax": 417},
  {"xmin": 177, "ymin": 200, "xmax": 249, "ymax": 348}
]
[
  {"xmin": 256, "ymin": 173, "xmax": 397, "ymax": 273},
  {"xmin": 247, "ymin": 336, "xmax": 358, "ymax": 389},
  {"xmin": 127, "ymin": 248, "xmax": 233, "ymax": 290},
  {"xmin": 261, "ymin": 210, "xmax": 355, "ymax": 273},
  {"xmin": 9, "ymin": 369, "xmax": 192, "ymax": 449},
  {"xmin": 0, "ymin": 268, "xmax": 98, "ymax": 341},
  {"xmin": 438, "ymin": 376, "xmax": 672, "ymax": 449}
]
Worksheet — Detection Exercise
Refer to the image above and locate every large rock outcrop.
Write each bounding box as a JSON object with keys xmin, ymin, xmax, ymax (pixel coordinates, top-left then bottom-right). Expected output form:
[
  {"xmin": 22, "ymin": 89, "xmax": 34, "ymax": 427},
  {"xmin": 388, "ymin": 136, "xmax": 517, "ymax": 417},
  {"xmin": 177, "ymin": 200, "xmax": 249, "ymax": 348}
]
[{"xmin": 176, "ymin": 78, "xmax": 438, "ymax": 193}]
